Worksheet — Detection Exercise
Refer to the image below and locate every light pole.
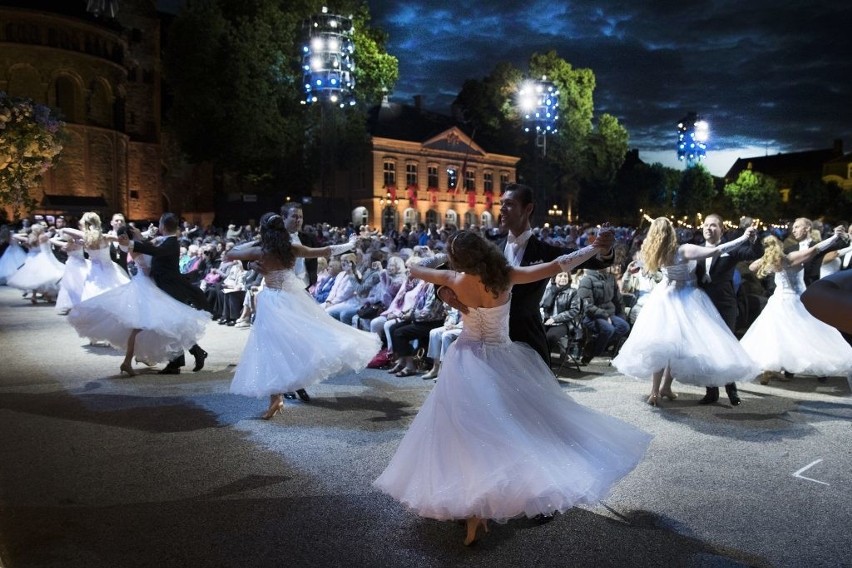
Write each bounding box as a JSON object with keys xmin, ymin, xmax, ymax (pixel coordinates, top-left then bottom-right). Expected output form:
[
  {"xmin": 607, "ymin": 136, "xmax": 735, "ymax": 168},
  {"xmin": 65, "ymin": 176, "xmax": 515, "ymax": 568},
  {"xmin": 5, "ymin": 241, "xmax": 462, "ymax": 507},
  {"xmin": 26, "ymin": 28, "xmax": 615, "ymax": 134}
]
[
  {"xmin": 519, "ymin": 76, "xmax": 559, "ymax": 157},
  {"xmin": 301, "ymin": 6, "xmax": 356, "ymax": 222},
  {"xmin": 677, "ymin": 112, "xmax": 708, "ymax": 168},
  {"xmin": 547, "ymin": 204, "xmax": 564, "ymax": 224}
]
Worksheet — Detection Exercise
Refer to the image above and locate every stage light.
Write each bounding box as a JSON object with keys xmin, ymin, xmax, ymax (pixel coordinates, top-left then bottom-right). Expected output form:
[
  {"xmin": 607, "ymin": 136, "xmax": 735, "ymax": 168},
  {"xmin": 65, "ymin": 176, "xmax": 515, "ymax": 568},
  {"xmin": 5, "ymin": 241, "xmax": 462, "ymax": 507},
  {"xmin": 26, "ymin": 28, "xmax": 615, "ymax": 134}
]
[
  {"xmin": 676, "ymin": 111, "xmax": 708, "ymax": 167},
  {"xmin": 302, "ymin": 7, "xmax": 356, "ymax": 107},
  {"xmin": 518, "ymin": 76, "xmax": 559, "ymax": 155}
]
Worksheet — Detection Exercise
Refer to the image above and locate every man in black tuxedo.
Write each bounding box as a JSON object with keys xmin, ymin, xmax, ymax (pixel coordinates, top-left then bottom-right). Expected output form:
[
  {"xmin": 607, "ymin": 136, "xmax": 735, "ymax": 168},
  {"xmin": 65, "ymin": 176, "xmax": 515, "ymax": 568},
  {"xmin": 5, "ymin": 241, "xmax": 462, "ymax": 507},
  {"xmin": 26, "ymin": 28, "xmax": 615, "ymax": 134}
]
[
  {"xmin": 784, "ymin": 217, "xmax": 848, "ymax": 287},
  {"xmin": 118, "ymin": 212, "xmax": 210, "ymax": 374},
  {"xmin": 108, "ymin": 213, "xmax": 129, "ymax": 275},
  {"xmin": 440, "ymin": 183, "xmax": 613, "ymax": 366},
  {"xmin": 694, "ymin": 213, "xmax": 763, "ymax": 405},
  {"xmin": 280, "ymin": 202, "xmax": 319, "ymax": 401}
]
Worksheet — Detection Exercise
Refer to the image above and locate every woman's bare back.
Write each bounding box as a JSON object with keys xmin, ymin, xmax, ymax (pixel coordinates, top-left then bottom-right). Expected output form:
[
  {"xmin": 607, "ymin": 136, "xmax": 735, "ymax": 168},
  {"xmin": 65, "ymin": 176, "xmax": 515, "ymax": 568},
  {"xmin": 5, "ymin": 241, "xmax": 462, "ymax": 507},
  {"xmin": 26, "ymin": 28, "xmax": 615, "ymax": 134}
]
[{"xmin": 449, "ymin": 272, "xmax": 511, "ymax": 309}]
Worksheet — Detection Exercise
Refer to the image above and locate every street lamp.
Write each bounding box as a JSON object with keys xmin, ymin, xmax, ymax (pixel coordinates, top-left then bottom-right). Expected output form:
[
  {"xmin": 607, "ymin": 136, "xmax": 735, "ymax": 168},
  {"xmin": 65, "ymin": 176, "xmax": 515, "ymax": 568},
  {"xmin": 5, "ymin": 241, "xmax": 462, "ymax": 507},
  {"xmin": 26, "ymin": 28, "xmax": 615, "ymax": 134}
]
[
  {"xmin": 677, "ymin": 112, "xmax": 708, "ymax": 167},
  {"xmin": 519, "ymin": 76, "xmax": 559, "ymax": 156},
  {"xmin": 547, "ymin": 204, "xmax": 564, "ymax": 222},
  {"xmin": 301, "ymin": 7, "xmax": 356, "ymax": 107}
]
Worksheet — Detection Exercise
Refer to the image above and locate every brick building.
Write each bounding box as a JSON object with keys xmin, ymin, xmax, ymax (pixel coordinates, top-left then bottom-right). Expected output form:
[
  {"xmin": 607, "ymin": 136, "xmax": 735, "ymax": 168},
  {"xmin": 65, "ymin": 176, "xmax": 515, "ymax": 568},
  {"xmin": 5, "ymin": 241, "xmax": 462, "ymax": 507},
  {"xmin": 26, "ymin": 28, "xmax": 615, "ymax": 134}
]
[{"xmin": 0, "ymin": 0, "xmax": 162, "ymax": 222}]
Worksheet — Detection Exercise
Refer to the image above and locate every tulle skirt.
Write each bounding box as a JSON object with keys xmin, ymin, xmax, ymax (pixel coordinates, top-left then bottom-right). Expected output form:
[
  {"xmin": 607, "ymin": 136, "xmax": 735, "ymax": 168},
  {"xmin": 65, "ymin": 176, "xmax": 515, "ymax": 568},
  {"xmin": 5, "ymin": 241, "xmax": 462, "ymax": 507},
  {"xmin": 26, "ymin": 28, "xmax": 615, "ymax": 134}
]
[
  {"xmin": 6, "ymin": 249, "xmax": 64, "ymax": 295},
  {"xmin": 612, "ymin": 282, "xmax": 759, "ymax": 386},
  {"xmin": 67, "ymin": 274, "xmax": 208, "ymax": 364},
  {"xmin": 230, "ymin": 286, "xmax": 381, "ymax": 397},
  {"xmin": 374, "ymin": 338, "xmax": 651, "ymax": 522},
  {"xmin": 80, "ymin": 259, "xmax": 129, "ymax": 301},
  {"xmin": 740, "ymin": 290, "xmax": 852, "ymax": 377},
  {"xmin": 0, "ymin": 242, "xmax": 27, "ymax": 284},
  {"xmin": 55, "ymin": 255, "xmax": 91, "ymax": 314}
]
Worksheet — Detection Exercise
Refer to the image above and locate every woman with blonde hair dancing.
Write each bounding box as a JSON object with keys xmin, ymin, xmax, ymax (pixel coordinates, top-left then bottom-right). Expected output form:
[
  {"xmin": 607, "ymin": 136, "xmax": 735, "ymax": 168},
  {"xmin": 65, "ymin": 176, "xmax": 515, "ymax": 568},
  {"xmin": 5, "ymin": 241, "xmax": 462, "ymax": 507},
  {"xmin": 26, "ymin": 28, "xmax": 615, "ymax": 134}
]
[
  {"xmin": 612, "ymin": 217, "xmax": 759, "ymax": 405},
  {"xmin": 741, "ymin": 230, "xmax": 852, "ymax": 382}
]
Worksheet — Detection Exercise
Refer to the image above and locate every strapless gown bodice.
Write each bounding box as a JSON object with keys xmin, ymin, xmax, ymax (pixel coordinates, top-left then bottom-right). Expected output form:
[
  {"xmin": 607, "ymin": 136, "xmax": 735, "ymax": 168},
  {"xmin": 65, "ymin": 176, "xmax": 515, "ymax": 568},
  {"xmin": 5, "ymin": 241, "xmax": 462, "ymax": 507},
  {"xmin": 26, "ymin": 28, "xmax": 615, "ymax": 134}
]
[
  {"xmin": 774, "ymin": 264, "xmax": 806, "ymax": 296},
  {"xmin": 262, "ymin": 268, "xmax": 305, "ymax": 292},
  {"xmin": 457, "ymin": 300, "xmax": 512, "ymax": 345},
  {"xmin": 661, "ymin": 255, "xmax": 697, "ymax": 287},
  {"xmin": 86, "ymin": 246, "xmax": 112, "ymax": 264}
]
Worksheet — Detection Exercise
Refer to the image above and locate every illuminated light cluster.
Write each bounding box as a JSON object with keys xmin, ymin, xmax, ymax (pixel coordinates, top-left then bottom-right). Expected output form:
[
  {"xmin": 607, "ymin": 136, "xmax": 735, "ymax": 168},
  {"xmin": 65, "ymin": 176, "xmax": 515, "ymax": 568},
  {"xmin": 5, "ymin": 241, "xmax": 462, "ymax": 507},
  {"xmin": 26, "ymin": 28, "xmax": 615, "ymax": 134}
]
[
  {"xmin": 677, "ymin": 111, "xmax": 708, "ymax": 166},
  {"xmin": 301, "ymin": 7, "xmax": 356, "ymax": 107},
  {"xmin": 519, "ymin": 77, "xmax": 559, "ymax": 134}
]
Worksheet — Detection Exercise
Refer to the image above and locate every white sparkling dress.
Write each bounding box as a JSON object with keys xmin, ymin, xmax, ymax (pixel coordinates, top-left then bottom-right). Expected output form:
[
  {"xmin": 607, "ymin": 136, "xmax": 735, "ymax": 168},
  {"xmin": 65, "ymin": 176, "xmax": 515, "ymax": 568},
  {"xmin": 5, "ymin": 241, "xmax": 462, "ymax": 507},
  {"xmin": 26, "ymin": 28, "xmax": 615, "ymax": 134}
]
[
  {"xmin": 374, "ymin": 298, "xmax": 651, "ymax": 522},
  {"xmin": 55, "ymin": 247, "xmax": 90, "ymax": 314},
  {"xmin": 740, "ymin": 263, "xmax": 852, "ymax": 377},
  {"xmin": 612, "ymin": 252, "xmax": 759, "ymax": 386},
  {"xmin": 0, "ymin": 241, "xmax": 27, "ymax": 284},
  {"xmin": 230, "ymin": 268, "xmax": 381, "ymax": 398},
  {"xmin": 6, "ymin": 241, "xmax": 64, "ymax": 295},
  {"xmin": 67, "ymin": 255, "xmax": 208, "ymax": 363},
  {"xmin": 80, "ymin": 246, "xmax": 130, "ymax": 301}
]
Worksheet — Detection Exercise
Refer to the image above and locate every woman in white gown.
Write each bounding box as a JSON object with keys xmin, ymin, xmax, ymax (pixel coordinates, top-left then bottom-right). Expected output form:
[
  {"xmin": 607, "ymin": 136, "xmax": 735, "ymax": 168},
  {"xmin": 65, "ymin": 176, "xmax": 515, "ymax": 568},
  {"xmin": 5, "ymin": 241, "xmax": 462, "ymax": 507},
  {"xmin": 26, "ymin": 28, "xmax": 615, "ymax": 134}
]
[
  {"xmin": 373, "ymin": 229, "xmax": 651, "ymax": 546},
  {"xmin": 226, "ymin": 213, "xmax": 381, "ymax": 419},
  {"xmin": 67, "ymin": 252, "xmax": 208, "ymax": 376},
  {"xmin": 60, "ymin": 212, "xmax": 129, "ymax": 301},
  {"xmin": 6, "ymin": 223, "xmax": 64, "ymax": 302},
  {"xmin": 741, "ymin": 232, "xmax": 852, "ymax": 381},
  {"xmin": 0, "ymin": 225, "xmax": 28, "ymax": 285},
  {"xmin": 51, "ymin": 234, "xmax": 90, "ymax": 315},
  {"xmin": 612, "ymin": 217, "xmax": 760, "ymax": 406}
]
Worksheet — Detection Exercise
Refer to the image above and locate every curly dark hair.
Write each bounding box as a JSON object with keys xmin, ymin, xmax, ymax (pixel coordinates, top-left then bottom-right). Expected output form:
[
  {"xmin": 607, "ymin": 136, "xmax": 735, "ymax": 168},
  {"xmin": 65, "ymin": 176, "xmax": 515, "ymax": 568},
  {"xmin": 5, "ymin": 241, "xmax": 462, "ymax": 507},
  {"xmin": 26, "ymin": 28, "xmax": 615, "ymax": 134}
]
[
  {"xmin": 447, "ymin": 230, "xmax": 511, "ymax": 297},
  {"xmin": 259, "ymin": 212, "xmax": 295, "ymax": 267}
]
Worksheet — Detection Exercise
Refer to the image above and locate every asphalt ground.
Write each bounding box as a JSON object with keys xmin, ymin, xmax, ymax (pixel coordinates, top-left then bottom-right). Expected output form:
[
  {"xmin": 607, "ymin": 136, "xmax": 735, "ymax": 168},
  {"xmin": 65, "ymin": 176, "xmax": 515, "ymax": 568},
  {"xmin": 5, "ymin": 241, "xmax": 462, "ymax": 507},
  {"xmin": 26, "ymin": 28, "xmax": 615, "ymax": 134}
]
[{"xmin": 0, "ymin": 285, "xmax": 850, "ymax": 568}]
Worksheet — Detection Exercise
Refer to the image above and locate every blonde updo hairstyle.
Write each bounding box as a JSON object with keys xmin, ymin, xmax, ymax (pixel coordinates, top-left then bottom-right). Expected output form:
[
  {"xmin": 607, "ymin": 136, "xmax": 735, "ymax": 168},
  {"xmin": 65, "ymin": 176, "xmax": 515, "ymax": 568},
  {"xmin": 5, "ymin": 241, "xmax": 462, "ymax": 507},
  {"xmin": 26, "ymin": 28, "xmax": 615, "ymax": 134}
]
[
  {"xmin": 755, "ymin": 235, "xmax": 785, "ymax": 279},
  {"xmin": 641, "ymin": 217, "xmax": 678, "ymax": 274},
  {"xmin": 80, "ymin": 212, "xmax": 104, "ymax": 249}
]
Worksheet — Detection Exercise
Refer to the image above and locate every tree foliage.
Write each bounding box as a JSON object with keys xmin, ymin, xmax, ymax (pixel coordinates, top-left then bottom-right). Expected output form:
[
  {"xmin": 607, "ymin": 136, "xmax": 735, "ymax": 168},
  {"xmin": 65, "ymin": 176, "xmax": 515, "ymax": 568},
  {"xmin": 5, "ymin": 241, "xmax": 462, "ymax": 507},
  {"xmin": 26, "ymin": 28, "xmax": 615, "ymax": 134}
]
[
  {"xmin": 164, "ymin": 0, "xmax": 397, "ymax": 192},
  {"xmin": 723, "ymin": 169, "xmax": 779, "ymax": 219},
  {"xmin": 451, "ymin": 50, "xmax": 629, "ymax": 222},
  {"xmin": 674, "ymin": 165, "xmax": 716, "ymax": 216}
]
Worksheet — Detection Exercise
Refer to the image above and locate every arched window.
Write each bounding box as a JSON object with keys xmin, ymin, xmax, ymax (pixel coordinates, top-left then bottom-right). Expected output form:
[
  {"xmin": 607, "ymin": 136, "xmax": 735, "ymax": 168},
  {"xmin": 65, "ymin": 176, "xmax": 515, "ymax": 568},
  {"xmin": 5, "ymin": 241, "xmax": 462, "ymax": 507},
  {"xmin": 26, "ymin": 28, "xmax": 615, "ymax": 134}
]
[
  {"xmin": 55, "ymin": 75, "xmax": 81, "ymax": 122},
  {"xmin": 403, "ymin": 207, "xmax": 420, "ymax": 227},
  {"xmin": 425, "ymin": 209, "xmax": 439, "ymax": 227},
  {"xmin": 444, "ymin": 209, "xmax": 458, "ymax": 229},
  {"xmin": 381, "ymin": 206, "xmax": 398, "ymax": 232},
  {"xmin": 352, "ymin": 206, "xmax": 368, "ymax": 228},
  {"xmin": 463, "ymin": 211, "xmax": 476, "ymax": 229},
  {"xmin": 480, "ymin": 211, "xmax": 494, "ymax": 229},
  {"xmin": 88, "ymin": 79, "xmax": 113, "ymax": 127}
]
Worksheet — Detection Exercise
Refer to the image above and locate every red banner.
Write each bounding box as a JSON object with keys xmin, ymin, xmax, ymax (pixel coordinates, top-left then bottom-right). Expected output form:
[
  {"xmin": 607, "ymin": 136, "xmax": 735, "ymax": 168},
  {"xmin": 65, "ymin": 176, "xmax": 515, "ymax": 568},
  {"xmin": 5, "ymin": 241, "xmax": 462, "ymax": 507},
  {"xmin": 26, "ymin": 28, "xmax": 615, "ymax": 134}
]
[
  {"xmin": 427, "ymin": 187, "xmax": 438, "ymax": 204},
  {"xmin": 467, "ymin": 190, "xmax": 476, "ymax": 208},
  {"xmin": 387, "ymin": 186, "xmax": 397, "ymax": 201},
  {"xmin": 484, "ymin": 190, "xmax": 493, "ymax": 209},
  {"xmin": 407, "ymin": 186, "xmax": 417, "ymax": 208}
]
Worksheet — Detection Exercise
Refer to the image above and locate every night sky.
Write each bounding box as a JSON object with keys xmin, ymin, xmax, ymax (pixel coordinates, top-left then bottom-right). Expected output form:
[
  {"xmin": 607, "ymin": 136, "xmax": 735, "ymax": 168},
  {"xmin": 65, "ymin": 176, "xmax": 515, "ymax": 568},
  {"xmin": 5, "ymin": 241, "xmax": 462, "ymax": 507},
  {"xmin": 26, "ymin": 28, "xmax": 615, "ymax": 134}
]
[{"xmin": 159, "ymin": 1, "xmax": 852, "ymax": 176}]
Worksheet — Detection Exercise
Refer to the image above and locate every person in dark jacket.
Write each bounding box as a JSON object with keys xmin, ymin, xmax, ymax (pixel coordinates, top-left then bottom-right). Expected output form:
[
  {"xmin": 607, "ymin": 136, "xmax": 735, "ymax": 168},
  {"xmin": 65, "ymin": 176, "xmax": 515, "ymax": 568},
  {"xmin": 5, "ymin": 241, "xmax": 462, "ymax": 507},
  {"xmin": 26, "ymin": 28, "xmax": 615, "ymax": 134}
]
[
  {"xmin": 577, "ymin": 267, "xmax": 629, "ymax": 364},
  {"xmin": 539, "ymin": 271, "xmax": 582, "ymax": 359}
]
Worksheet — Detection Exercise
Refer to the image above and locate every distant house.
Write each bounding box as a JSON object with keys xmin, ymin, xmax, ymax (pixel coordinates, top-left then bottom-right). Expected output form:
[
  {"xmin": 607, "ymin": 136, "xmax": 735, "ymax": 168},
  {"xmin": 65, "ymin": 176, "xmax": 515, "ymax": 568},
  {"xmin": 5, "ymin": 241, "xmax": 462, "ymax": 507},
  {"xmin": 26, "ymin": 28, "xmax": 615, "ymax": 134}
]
[
  {"xmin": 723, "ymin": 139, "xmax": 846, "ymax": 203},
  {"xmin": 336, "ymin": 99, "xmax": 520, "ymax": 231}
]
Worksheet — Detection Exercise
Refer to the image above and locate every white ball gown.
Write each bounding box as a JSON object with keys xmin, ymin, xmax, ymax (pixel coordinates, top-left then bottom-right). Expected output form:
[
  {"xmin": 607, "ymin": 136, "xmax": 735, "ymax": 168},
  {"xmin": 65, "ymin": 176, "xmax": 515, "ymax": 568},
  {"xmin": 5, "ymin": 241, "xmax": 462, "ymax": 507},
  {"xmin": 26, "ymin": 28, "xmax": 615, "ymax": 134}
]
[
  {"xmin": 0, "ymin": 240, "xmax": 27, "ymax": 284},
  {"xmin": 55, "ymin": 247, "xmax": 90, "ymax": 314},
  {"xmin": 6, "ymin": 241, "xmax": 65, "ymax": 296},
  {"xmin": 373, "ymin": 299, "xmax": 651, "ymax": 522},
  {"xmin": 612, "ymin": 253, "xmax": 759, "ymax": 386},
  {"xmin": 740, "ymin": 263, "xmax": 852, "ymax": 377},
  {"xmin": 229, "ymin": 268, "xmax": 381, "ymax": 398},
  {"xmin": 80, "ymin": 246, "xmax": 129, "ymax": 300},
  {"xmin": 67, "ymin": 255, "xmax": 208, "ymax": 364}
]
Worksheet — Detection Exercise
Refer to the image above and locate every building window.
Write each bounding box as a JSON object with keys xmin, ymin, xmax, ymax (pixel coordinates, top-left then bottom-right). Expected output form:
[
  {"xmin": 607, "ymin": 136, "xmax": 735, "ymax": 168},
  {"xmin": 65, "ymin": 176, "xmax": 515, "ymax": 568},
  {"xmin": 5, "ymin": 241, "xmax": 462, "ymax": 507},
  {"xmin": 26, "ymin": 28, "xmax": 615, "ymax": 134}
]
[
  {"xmin": 427, "ymin": 165, "xmax": 439, "ymax": 188},
  {"xmin": 483, "ymin": 171, "xmax": 493, "ymax": 193},
  {"xmin": 445, "ymin": 209, "xmax": 458, "ymax": 228},
  {"xmin": 447, "ymin": 167, "xmax": 459, "ymax": 190},
  {"xmin": 383, "ymin": 160, "xmax": 396, "ymax": 187},
  {"xmin": 425, "ymin": 209, "xmax": 439, "ymax": 227},
  {"xmin": 130, "ymin": 190, "xmax": 139, "ymax": 200},
  {"xmin": 55, "ymin": 76, "xmax": 80, "ymax": 123},
  {"xmin": 406, "ymin": 163, "xmax": 418, "ymax": 188},
  {"xmin": 500, "ymin": 172, "xmax": 510, "ymax": 191},
  {"xmin": 403, "ymin": 208, "xmax": 420, "ymax": 227},
  {"xmin": 464, "ymin": 169, "xmax": 476, "ymax": 191}
]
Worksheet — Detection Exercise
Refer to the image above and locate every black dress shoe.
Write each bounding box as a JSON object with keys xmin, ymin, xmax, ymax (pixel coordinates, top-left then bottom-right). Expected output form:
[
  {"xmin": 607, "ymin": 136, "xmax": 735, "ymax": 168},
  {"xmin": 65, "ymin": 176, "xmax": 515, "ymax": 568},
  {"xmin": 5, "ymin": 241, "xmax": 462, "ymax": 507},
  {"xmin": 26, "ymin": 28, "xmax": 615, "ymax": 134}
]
[
  {"xmin": 725, "ymin": 383, "xmax": 741, "ymax": 406},
  {"xmin": 699, "ymin": 387, "xmax": 720, "ymax": 405},
  {"xmin": 296, "ymin": 389, "xmax": 310, "ymax": 402},
  {"xmin": 283, "ymin": 392, "xmax": 297, "ymax": 400},
  {"xmin": 158, "ymin": 366, "xmax": 181, "ymax": 375},
  {"xmin": 190, "ymin": 347, "xmax": 208, "ymax": 372},
  {"xmin": 226, "ymin": 320, "xmax": 235, "ymax": 326}
]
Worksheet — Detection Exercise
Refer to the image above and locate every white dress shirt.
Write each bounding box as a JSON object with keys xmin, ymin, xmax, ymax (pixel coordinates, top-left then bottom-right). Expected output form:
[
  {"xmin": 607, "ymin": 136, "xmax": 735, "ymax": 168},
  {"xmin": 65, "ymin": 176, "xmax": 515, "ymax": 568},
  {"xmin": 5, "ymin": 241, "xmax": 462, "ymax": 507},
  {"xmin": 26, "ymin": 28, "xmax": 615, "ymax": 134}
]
[{"xmin": 504, "ymin": 229, "xmax": 532, "ymax": 267}]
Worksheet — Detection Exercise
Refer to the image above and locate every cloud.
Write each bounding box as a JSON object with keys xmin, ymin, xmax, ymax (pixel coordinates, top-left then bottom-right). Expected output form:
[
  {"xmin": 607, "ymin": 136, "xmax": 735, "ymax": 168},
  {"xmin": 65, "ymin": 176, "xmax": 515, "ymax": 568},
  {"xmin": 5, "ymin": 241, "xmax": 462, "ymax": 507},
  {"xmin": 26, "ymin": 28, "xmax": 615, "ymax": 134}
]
[{"xmin": 371, "ymin": 0, "xmax": 852, "ymax": 175}]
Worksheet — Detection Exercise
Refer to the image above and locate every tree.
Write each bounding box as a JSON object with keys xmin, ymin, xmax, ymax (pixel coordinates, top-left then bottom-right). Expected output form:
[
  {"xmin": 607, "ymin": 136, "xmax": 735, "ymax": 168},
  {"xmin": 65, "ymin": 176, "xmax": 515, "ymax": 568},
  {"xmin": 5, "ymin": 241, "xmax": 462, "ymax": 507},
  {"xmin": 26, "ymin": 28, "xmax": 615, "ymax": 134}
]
[
  {"xmin": 613, "ymin": 162, "xmax": 681, "ymax": 224},
  {"xmin": 674, "ymin": 165, "xmax": 716, "ymax": 217},
  {"xmin": 724, "ymin": 169, "xmax": 779, "ymax": 220},
  {"xmin": 0, "ymin": 93, "xmax": 66, "ymax": 217},
  {"xmin": 164, "ymin": 0, "xmax": 398, "ymax": 193}
]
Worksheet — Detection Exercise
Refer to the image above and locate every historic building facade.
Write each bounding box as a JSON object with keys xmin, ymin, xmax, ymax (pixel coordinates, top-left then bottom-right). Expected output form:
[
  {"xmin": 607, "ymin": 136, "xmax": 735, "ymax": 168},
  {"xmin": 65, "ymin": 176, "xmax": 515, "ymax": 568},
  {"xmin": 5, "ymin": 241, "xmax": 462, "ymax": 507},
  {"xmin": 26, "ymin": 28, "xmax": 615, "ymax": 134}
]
[
  {"xmin": 0, "ymin": 0, "xmax": 162, "ymax": 221},
  {"xmin": 346, "ymin": 101, "xmax": 520, "ymax": 231}
]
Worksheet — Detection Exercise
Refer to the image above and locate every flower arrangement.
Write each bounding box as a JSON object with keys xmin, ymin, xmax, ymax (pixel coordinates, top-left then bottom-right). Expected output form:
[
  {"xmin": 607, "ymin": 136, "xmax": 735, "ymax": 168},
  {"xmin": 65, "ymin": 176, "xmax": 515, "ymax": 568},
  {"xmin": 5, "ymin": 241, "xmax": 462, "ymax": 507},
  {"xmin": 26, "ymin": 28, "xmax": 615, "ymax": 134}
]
[{"xmin": 0, "ymin": 92, "xmax": 66, "ymax": 216}]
